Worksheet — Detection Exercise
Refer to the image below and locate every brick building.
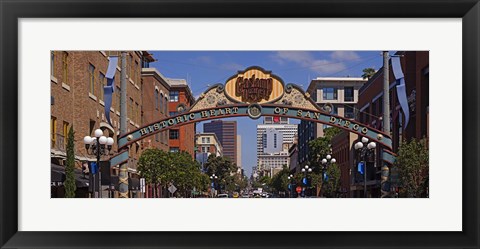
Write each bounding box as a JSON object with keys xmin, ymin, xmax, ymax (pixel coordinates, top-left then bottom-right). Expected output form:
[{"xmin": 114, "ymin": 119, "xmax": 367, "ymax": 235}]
[
  {"xmin": 50, "ymin": 51, "xmax": 154, "ymax": 197},
  {"xmin": 140, "ymin": 67, "xmax": 170, "ymax": 151},
  {"xmin": 353, "ymin": 51, "xmax": 429, "ymax": 197},
  {"xmin": 167, "ymin": 78, "xmax": 196, "ymax": 157}
]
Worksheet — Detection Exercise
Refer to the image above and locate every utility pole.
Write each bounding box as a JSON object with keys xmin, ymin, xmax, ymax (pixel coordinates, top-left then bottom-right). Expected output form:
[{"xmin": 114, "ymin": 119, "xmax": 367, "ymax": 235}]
[
  {"xmin": 383, "ymin": 51, "xmax": 390, "ymax": 134},
  {"xmin": 118, "ymin": 51, "xmax": 129, "ymax": 198},
  {"xmin": 381, "ymin": 51, "xmax": 391, "ymax": 198}
]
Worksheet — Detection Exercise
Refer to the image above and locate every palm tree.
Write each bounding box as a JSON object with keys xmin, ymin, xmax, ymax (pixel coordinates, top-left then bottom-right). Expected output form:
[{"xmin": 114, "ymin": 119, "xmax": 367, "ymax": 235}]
[{"xmin": 362, "ymin": 68, "xmax": 376, "ymax": 80}]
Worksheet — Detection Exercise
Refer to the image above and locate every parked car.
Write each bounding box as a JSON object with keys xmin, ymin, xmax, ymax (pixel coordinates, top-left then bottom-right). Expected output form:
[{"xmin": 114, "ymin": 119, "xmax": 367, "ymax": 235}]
[{"xmin": 217, "ymin": 194, "xmax": 229, "ymax": 198}]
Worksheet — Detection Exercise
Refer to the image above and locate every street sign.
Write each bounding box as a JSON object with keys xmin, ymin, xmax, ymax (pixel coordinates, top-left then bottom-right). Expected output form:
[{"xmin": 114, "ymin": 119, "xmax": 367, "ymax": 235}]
[
  {"xmin": 168, "ymin": 184, "xmax": 177, "ymax": 194},
  {"xmin": 140, "ymin": 178, "xmax": 146, "ymax": 193},
  {"xmin": 296, "ymin": 186, "xmax": 302, "ymax": 194}
]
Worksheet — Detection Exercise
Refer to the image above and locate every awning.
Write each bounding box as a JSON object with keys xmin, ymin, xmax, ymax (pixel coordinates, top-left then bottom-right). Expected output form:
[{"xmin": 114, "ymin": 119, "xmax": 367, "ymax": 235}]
[{"xmin": 51, "ymin": 163, "xmax": 89, "ymax": 188}]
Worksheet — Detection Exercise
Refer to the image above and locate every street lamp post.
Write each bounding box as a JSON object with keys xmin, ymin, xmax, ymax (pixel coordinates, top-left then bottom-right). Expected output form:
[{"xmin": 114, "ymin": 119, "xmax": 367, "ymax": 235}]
[
  {"xmin": 320, "ymin": 155, "xmax": 336, "ymax": 197},
  {"xmin": 209, "ymin": 174, "xmax": 218, "ymax": 198},
  {"xmin": 83, "ymin": 129, "xmax": 114, "ymax": 198},
  {"xmin": 301, "ymin": 165, "xmax": 312, "ymax": 197},
  {"xmin": 354, "ymin": 137, "xmax": 377, "ymax": 198},
  {"xmin": 287, "ymin": 174, "xmax": 295, "ymax": 198}
]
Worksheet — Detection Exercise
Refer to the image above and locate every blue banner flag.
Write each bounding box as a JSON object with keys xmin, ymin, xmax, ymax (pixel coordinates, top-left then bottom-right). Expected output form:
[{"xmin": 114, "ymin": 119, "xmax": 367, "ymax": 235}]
[
  {"xmin": 323, "ymin": 172, "xmax": 329, "ymax": 181},
  {"xmin": 104, "ymin": 56, "xmax": 118, "ymax": 127},
  {"xmin": 89, "ymin": 162, "xmax": 98, "ymax": 175},
  {"xmin": 391, "ymin": 56, "xmax": 410, "ymax": 128},
  {"xmin": 302, "ymin": 177, "xmax": 307, "ymax": 185},
  {"xmin": 358, "ymin": 161, "xmax": 365, "ymax": 175}
]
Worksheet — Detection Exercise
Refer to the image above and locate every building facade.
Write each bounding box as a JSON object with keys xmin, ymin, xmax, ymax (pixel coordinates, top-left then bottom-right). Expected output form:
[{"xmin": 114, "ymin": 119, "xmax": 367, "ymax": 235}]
[
  {"xmin": 298, "ymin": 77, "xmax": 366, "ymax": 167},
  {"xmin": 140, "ymin": 67, "xmax": 170, "ymax": 151},
  {"xmin": 355, "ymin": 51, "xmax": 429, "ymax": 197},
  {"xmin": 51, "ymin": 51, "xmax": 151, "ymax": 198},
  {"xmin": 257, "ymin": 118, "xmax": 298, "ymax": 171},
  {"xmin": 167, "ymin": 78, "xmax": 196, "ymax": 157},
  {"xmin": 203, "ymin": 120, "xmax": 237, "ymax": 164}
]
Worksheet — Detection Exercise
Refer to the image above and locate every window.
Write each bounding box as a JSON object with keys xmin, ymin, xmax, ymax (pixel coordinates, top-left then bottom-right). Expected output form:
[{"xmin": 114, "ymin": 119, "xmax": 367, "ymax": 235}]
[
  {"xmin": 88, "ymin": 64, "xmax": 95, "ymax": 95},
  {"xmin": 202, "ymin": 146, "xmax": 210, "ymax": 153},
  {"xmin": 128, "ymin": 54, "xmax": 133, "ymax": 77},
  {"xmin": 323, "ymin": 88, "xmax": 337, "ymax": 100},
  {"xmin": 155, "ymin": 133, "xmax": 159, "ymax": 142},
  {"xmin": 345, "ymin": 105, "xmax": 354, "ymax": 119},
  {"xmin": 89, "ymin": 120, "xmax": 95, "ymax": 136},
  {"xmin": 50, "ymin": 51, "xmax": 55, "ymax": 76},
  {"xmin": 169, "ymin": 91, "xmax": 179, "ymax": 102},
  {"xmin": 169, "ymin": 111, "xmax": 177, "ymax": 117},
  {"xmin": 344, "ymin": 87, "xmax": 354, "ymax": 102},
  {"xmin": 129, "ymin": 98, "xmax": 134, "ymax": 121},
  {"xmin": 98, "ymin": 72, "xmax": 105, "ymax": 101},
  {"xmin": 155, "ymin": 90, "xmax": 159, "ymax": 110},
  {"xmin": 135, "ymin": 102, "xmax": 139, "ymax": 124},
  {"xmin": 274, "ymin": 134, "xmax": 277, "ymax": 148},
  {"xmin": 51, "ymin": 116, "xmax": 57, "ymax": 148},
  {"xmin": 164, "ymin": 97, "xmax": 168, "ymax": 113},
  {"xmin": 202, "ymin": 137, "xmax": 206, "ymax": 143},
  {"xmin": 169, "ymin": 129, "xmax": 179, "ymax": 139},
  {"xmin": 63, "ymin": 121, "xmax": 69, "ymax": 150},
  {"xmin": 170, "ymin": 147, "xmax": 180, "ymax": 153},
  {"xmin": 134, "ymin": 60, "xmax": 139, "ymax": 83},
  {"xmin": 160, "ymin": 93, "xmax": 164, "ymax": 113},
  {"xmin": 206, "ymin": 137, "xmax": 210, "ymax": 143},
  {"xmin": 62, "ymin": 52, "xmax": 69, "ymax": 83}
]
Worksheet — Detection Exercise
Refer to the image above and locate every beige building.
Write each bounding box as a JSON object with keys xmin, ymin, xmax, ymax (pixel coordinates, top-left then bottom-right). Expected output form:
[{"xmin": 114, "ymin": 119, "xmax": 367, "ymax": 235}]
[
  {"xmin": 195, "ymin": 133, "xmax": 223, "ymax": 157},
  {"xmin": 298, "ymin": 77, "xmax": 366, "ymax": 167}
]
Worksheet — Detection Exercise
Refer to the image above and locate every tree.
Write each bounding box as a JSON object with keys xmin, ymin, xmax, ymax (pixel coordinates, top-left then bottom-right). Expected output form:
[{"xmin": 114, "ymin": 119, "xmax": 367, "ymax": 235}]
[
  {"xmin": 64, "ymin": 126, "xmax": 76, "ymax": 198},
  {"xmin": 137, "ymin": 148, "xmax": 168, "ymax": 197},
  {"xmin": 361, "ymin": 67, "xmax": 376, "ymax": 80},
  {"xmin": 204, "ymin": 155, "xmax": 238, "ymax": 193},
  {"xmin": 307, "ymin": 127, "xmax": 342, "ymax": 196},
  {"xmin": 270, "ymin": 165, "xmax": 290, "ymax": 193},
  {"xmin": 322, "ymin": 163, "xmax": 341, "ymax": 197},
  {"xmin": 395, "ymin": 138, "xmax": 429, "ymax": 197}
]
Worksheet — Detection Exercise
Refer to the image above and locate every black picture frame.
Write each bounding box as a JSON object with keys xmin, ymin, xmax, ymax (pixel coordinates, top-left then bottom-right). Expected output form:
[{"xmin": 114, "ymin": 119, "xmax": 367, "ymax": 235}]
[{"xmin": 1, "ymin": 0, "xmax": 478, "ymax": 248}]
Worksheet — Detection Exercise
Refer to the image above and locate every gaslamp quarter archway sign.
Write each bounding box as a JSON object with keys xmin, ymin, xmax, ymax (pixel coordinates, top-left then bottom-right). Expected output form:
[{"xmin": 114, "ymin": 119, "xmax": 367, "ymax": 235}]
[{"xmin": 112, "ymin": 66, "xmax": 395, "ymax": 193}]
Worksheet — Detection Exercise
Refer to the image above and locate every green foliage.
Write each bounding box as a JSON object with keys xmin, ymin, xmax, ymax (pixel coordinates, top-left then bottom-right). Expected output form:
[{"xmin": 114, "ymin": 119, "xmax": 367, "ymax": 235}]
[
  {"xmin": 204, "ymin": 155, "xmax": 239, "ymax": 192},
  {"xmin": 307, "ymin": 127, "xmax": 342, "ymax": 196},
  {"xmin": 362, "ymin": 67, "xmax": 376, "ymax": 80},
  {"xmin": 395, "ymin": 138, "xmax": 429, "ymax": 197},
  {"xmin": 64, "ymin": 126, "xmax": 76, "ymax": 198},
  {"xmin": 137, "ymin": 149, "xmax": 209, "ymax": 197},
  {"xmin": 322, "ymin": 163, "xmax": 341, "ymax": 197},
  {"xmin": 270, "ymin": 166, "xmax": 290, "ymax": 192}
]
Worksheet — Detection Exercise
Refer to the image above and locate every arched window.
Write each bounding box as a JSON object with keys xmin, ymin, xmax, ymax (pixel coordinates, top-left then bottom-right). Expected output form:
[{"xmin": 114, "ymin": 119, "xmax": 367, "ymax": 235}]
[
  {"xmin": 164, "ymin": 97, "xmax": 168, "ymax": 114},
  {"xmin": 160, "ymin": 93, "xmax": 164, "ymax": 113},
  {"xmin": 154, "ymin": 90, "xmax": 159, "ymax": 110}
]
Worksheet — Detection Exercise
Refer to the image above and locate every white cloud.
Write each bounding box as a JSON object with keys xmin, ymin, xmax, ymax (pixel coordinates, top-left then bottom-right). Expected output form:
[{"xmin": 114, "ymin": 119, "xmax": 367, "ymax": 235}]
[
  {"xmin": 330, "ymin": 51, "xmax": 360, "ymax": 61},
  {"xmin": 271, "ymin": 51, "xmax": 347, "ymax": 75}
]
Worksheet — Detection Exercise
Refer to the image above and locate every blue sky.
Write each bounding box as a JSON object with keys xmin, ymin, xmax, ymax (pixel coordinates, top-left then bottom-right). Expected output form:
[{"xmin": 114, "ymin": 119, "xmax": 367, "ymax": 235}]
[{"xmin": 149, "ymin": 51, "xmax": 383, "ymax": 176}]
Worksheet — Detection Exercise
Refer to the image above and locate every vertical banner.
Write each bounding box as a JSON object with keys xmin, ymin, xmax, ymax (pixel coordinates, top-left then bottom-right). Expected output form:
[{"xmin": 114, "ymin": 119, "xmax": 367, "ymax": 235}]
[
  {"xmin": 391, "ymin": 56, "xmax": 410, "ymax": 128},
  {"xmin": 104, "ymin": 56, "xmax": 118, "ymax": 127}
]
